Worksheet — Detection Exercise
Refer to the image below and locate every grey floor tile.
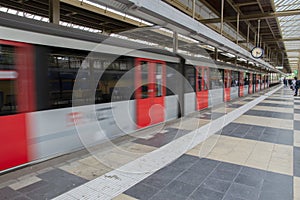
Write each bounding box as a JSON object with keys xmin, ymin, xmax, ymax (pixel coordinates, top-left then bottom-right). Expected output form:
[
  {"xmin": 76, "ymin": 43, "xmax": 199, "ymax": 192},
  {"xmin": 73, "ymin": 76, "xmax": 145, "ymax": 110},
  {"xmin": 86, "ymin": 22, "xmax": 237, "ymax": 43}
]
[
  {"xmin": 294, "ymin": 121, "xmax": 300, "ymax": 130},
  {"xmin": 234, "ymin": 173, "xmax": 263, "ymax": 189},
  {"xmin": 163, "ymin": 180, "xmax": 197, "ymax": 197},
  {"xmin": 17, "ymin": 181, "xmax": 49, "ymax": 193},
  {"xmin": 216, "ymin": 162, "xmax": 242, "ymax": 173},
  {"xmin": 258, "ymin": 190, "xmax": 292, "ymax": 200},
  {"xmin": 154, "ymin": 165, "xmax": 185, "ymax": 180},
  {"xmin": 201, "ymin": 177, "xmax": 231, "ymax": 193},
  {"xmin": 240, "ymin": 167, "xmax": 266, "ymax": 178},
  {"xmin": 124, "ymin": 183, "xmax": 158, "ymax": 200},
  {"xmin": 150, "ymin": 190, "xmax": 187, "ymax": 200},
  {"xmin": 12, "ymin": 196, "xmax": 31, "ymax": 200},
  {"xmin": 175, "ymin": 170, "xmax": 206, "ymax": 186},
  {"xmin": 294, "ymin": 147, "xmax": 300, "ymax": 177},
  {"xmin": 139, "ymin": 173, "xmax": 174, "ymax": 189},
  {"xmin": 226, "ymin": 183, "xmax": 259, "ymax": 200},
  {"xmin": 37, "ymin": 169, "xmax": 87, "ymax": 190},
  {"xmin": 25, "ymin": 183, "xmax": 68, "ymax": 200},
  {"xmin": 294, "ymin": 109, "xmax": 300, "ymax": 114},
  {"xmin": 244, "ymin": 131, "xmax": 262, "ymax": 140},
  {"xmin": 168, "ymin": 155, "xmax": 199, "ymax": 170},
  {"xmin": 0, "ymin": 187, "xmax": 22, "ymax": 200},
  {"xmin": 189, "ymin": 187, "xmax": 224, "ymax": 200},
  {"xmin": 209, "ymin": 168, "xmax": 238, "ymax": 182}
]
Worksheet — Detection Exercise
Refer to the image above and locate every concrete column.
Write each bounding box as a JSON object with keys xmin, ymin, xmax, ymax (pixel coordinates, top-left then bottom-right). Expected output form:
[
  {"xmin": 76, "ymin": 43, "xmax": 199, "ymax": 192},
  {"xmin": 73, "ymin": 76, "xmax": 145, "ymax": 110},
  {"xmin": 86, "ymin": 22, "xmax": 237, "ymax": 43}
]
[{"xmin": 49, "ymin": 0, "xmax": 60, "ymax": 24}]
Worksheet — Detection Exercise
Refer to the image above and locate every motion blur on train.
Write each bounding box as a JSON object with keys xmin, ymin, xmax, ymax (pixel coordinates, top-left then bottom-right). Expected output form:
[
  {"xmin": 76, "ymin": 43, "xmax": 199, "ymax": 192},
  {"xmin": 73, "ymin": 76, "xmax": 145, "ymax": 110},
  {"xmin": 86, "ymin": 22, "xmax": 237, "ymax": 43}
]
[{"xmin": 0, "ymin": 13, "xmax": 279, "ymax": 172}]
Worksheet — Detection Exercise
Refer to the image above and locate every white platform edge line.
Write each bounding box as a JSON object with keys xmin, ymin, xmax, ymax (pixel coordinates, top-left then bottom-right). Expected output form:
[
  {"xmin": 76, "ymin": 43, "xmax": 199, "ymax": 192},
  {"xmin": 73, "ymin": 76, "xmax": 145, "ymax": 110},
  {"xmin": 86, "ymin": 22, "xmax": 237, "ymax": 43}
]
[{"xmin": 53, "ymin": 86, "xmax": 282, "ymax": 200}]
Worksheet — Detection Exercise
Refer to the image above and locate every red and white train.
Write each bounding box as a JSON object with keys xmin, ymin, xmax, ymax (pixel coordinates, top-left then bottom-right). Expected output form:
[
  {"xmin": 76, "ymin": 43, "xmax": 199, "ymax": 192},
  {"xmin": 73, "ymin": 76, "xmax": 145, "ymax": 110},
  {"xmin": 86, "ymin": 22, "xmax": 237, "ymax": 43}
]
[{"xmin": 0, "ymin": 12, "xmax": 278, "ymax": 172}]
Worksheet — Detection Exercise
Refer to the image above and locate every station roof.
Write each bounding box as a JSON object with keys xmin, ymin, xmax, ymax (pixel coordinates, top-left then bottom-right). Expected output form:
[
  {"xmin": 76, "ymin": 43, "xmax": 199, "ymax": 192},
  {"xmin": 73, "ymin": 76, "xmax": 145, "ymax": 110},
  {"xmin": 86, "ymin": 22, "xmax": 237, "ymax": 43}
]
[{"xmin": 1, "ymin": 0, "xmax": 299, "ymax": 74}]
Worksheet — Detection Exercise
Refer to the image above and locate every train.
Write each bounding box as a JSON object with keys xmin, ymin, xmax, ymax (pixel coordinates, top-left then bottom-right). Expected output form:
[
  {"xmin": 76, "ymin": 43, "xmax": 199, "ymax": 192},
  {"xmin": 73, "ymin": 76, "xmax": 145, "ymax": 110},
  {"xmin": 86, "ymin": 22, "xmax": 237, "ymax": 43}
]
[{"xmin": 0, "ymin": 12, "xmax": 279, "ymax": 172}]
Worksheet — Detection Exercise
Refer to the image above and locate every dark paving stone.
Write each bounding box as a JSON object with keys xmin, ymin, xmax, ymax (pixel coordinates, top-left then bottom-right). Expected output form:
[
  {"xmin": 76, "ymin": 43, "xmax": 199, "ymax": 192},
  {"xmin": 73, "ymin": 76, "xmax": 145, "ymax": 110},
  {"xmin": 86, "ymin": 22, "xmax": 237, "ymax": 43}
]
[
  {"xmin": 168, "ymin": 155, "xmax": 199, "ymax": 170},
  {"xmin": 18, "ymin": 180, "xmax": 49, "ymax": 193},
  {"xmin": 124, "ymin": 183, "xmax": 158, "ymax": 200},
  {"xmin": 294, "ymin": 109, "xmax": 300, "ymax": 114},
  {"xmin": 12, "ymin": 196, "xmax": 31, "ymax": 200},
  {"xmin": 216, "ymin": 162, "xmax": 242, "ymax": 173},
  {"xmin": 163, "ymin": 180, "xmax": 197, "ymax": 197},
  {"xmin": 150, "ymin": 190, "xmax": 186, "ymax": 200},
  {"xmin": 226, "ymin": 183, "xmax": 259, "ymax": 200},
  {"xmin": 0, "ymin": 187, "xmax": 22, "ymax": 200},
  {"xmin": 258, "ymin": 190, "xmax": 292, "ymax": 200},
  {"xmin": 188, "ymin": 158, "xmax": 219, "ymax": 176},
  {"xmin": 201, "ymin": 177, "xmax": 231, "ymax": 193},
  {"xmin": 266, "ymin": 98, "xmax": 292, "ymax": 102},
  {"xmin": 142, "ymin": 165, "xmax": 185, "ymax": 188},
  {"xmin": 245, "ymin": 110, "xmax": 293, "ymax": 119},
  {"xmin": 294, "ymin": 120, "xmax": 300, "ymax": 130},
  {"xmin": 234, "ymin": 173, "xmax": 263, "ymax": 189},
  {"xmin": 189, "ymin": 187, "xmax": 224, "ymax": 200},
  {"xmin": 257, "ymin": 102, "xmax": 293, "ymax": 108},
  {"xmin": 209, "ymin": 168, "xmax": 238, "ymax": 181},
  {"xmin": 134, "ymin": 128, "xmax": 190, "ymax": 147},
  {"xmin": 277, "ymin": 132, "xmax": 293, "ymax": 145},
  {"xmin": 294, "ymin": 147, "xmax": 300, "ymax": 177},
  {"xmin": 175, "ymin": 170, "xmax": 206, "ymax": 186},
  {"xmin": 244, "ymin": 131, "xmax": 262, "ymax": 140},
  {"xmin": 24, "ymin": 183, "xmax": 70, "ymax": 200},
  {"xmin": 198, "ymin": 112, "xmax": 225, "ymax": 120},
  {"xmin": 37, "ymin": 168, "xmax": 87, "ymax": 190}
]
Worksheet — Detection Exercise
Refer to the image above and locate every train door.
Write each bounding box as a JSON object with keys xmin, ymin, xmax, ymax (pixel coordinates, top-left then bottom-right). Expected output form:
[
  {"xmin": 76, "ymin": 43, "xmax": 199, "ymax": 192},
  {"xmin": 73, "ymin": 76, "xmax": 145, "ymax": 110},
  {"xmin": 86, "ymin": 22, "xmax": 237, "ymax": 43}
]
[
  {"xmin": 135, "ymin": 58, "xmax": 166, "ymax": 128},
  {"xmin": 196, "ymin": 66, "xmax": 209, "ymax": 110},
  {"xmin": 0, "ymin": 40, "xmax": 35, "ymax": 171},
  {"xmin": 224, "ymin": 69, "xmax": 231, "ymax": 102},
  {"xmin": 249, "ymin": 73, "xmax": 253, "ymax": 94},
  {"xmin": 239, "ymin": 72, "xmax": 244, "ymax": 97}
]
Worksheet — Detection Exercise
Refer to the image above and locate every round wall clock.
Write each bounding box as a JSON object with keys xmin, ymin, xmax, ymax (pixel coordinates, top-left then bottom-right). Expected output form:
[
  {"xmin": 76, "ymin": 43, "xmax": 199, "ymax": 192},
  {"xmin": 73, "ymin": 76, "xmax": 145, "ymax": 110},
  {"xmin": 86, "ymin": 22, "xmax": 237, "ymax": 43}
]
[{"xmin": 251, "ymin": 47, "xmax": 264, "ymax": 58}]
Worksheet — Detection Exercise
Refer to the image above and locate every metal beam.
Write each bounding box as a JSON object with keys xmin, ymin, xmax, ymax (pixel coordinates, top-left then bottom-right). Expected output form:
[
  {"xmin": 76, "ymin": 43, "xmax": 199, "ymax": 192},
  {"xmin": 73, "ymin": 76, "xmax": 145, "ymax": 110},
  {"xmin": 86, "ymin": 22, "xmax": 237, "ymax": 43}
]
[
  {"xmin": 263, "ymin": 37, "xmax": 300, "ymax": 42},
  {"xmin": 199, "ymin": 9, "xmax": 300, "ymax": 23},
  {"xmin": 60, "ymin": 0, "xmax": 147, "ymax": 27}
]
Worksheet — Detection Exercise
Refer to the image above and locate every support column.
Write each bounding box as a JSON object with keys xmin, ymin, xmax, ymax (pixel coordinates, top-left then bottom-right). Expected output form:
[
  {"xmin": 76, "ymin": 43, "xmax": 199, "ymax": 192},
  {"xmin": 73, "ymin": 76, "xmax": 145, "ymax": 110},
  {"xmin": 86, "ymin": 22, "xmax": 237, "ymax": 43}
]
[
  {"xmin": 173, "ymin": 32, "xmax": 178, "ymax": 53},
  {"xmin": 220, "ymin": 0, "xmax": 224, "ymax": 35},
  {"xmin": 214, "ymin": 47, "xmax": 218, "ymax": 60},
  {"xmin": 192, "ymin": 0, "xmax": 196, "ymax": 19},
  {"xmin": 236, "ymin": 12, "xmax": 240, "ymax": 45},
  {"xmin": 49, "ymin": 0, "xmax": 60, "ymax": 24}
]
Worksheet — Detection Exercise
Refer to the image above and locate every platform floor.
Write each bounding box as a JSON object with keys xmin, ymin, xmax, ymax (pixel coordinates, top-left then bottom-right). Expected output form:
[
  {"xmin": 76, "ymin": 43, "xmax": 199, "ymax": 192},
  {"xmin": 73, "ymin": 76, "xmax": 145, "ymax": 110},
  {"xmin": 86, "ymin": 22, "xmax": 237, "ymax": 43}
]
[{"xmin": 0, "ymin": 85, "xmax": 299, "ymax": 200}]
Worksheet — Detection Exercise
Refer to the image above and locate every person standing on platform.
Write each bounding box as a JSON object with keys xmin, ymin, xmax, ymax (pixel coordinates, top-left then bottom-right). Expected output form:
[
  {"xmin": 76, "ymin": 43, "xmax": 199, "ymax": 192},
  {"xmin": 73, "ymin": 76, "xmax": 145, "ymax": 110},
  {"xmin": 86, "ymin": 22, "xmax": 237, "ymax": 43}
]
[
  {"xmin": 294, "ymin": 77, "xmax": 299, "ymax": 96},
  {"xmin": 283, "ymin": 77, "xmax": 287, "ymax": 88}
]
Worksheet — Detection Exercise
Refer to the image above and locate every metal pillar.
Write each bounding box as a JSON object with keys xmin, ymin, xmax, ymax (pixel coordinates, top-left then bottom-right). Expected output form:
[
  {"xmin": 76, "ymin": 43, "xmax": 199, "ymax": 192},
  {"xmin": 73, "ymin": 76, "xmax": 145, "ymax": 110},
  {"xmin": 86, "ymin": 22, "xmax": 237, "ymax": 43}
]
[
  {"xmin": 247, "ymin": 24, "xmax": 250, "ymax": 50},
  {"xmin": 236, "ymin": 12, "xmax": 240, "ymax": 44},
  {"xmin": 49, "ymin": 0, "xmax": 60, "ymax": 24},
  {"xmin": 257, "ymin": 20, "xmax": 261, "ymax": 46},
  {"xmin": 221, "ymin": 0, "xmax": 224, "ymax": 35},
  {"xmin": 192, "ymin": 0, "xmax": 196, "ymax": 19},
  {"xmin": 173, "ymin": 31, "xmax": 178, "ymax": 53},
  {"xmin": 214, "ymin": 47, "xmax": 218, "ymax": 60}
]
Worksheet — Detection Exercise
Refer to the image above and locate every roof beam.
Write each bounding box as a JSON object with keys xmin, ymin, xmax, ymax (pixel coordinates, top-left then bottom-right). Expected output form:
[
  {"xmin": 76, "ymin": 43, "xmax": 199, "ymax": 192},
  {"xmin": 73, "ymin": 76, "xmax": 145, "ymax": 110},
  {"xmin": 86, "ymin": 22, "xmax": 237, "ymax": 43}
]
[
  {"xmin": 60, "ymin": 0, "xmax": 147, "ymax": 27},
  {"xmin": 199, "ymin": 9, "xmax": 300, "ymax": 23}
]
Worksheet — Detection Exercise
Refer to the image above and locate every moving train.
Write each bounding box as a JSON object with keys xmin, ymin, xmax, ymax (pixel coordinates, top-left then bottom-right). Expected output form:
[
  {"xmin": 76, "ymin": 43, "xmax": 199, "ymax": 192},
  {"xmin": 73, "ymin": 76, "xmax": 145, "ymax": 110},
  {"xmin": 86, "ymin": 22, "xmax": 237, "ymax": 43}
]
[{"xmin": 0, "ymin": 12, "xmax": 278, "ymax": 172}]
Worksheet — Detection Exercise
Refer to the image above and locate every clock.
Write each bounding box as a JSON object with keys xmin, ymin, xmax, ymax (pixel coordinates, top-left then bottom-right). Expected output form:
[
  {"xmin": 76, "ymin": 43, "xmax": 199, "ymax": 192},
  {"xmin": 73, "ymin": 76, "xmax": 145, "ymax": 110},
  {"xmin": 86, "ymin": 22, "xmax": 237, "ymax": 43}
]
[{"xmin": 251, "ymin": 47, "xmax": 264, "ymax": 59}]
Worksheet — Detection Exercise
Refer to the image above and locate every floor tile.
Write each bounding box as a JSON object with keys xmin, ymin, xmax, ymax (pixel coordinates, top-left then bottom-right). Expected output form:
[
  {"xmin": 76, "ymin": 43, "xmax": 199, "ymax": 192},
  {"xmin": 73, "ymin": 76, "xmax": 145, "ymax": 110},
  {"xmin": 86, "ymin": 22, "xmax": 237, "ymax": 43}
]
[
  {"xmin": 189, "ymin": 186, "xmax": 224, "ymax": 200},
  {"xmin": 9, "ymin": 176, "xmax": 42, "ymax": 190},
  {"xmin": 124, "ymin": 183, "xmax": 158, "ymax": 200}
]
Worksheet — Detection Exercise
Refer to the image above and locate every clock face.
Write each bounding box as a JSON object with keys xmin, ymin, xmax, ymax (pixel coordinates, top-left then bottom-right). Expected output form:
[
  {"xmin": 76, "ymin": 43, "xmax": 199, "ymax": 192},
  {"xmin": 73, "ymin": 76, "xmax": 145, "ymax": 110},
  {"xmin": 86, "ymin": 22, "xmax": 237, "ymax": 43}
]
[{"xmin": 251, "ymin": 47, "xmax": 263, "ymax": 58}]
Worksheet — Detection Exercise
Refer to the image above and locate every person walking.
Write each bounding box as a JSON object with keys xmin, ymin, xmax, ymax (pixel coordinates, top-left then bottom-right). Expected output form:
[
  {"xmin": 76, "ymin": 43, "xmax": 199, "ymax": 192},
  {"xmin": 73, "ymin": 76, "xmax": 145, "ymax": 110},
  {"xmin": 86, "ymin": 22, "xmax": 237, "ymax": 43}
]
[{"xmin": 283, "ymin": 77, "xmax": 287, "ymax": 88}]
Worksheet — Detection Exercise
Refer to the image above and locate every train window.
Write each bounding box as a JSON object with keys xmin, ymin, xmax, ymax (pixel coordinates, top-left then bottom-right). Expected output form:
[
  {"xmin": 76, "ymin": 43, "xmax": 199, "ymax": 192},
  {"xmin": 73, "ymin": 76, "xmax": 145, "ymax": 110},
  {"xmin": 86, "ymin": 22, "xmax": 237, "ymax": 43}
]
[
  {"xmin": 155, "ymin": 63, "xmax": 163, "ymax": 97},
  {"xmin": 0, "ymin": 45, "xmax": 15, "ymax": 70},
  {"xmin": 210, "ymin": 68, "xmax": 223, "ymax": 89},
  {"xmin": 0, "ymin": 80, "xmax": 17, "ymax": 115},
  {"xmin": 140, "ymin": 62, "xmax": 148, "ymax": 99},
  {"xmin": 184, "ymin": 65, "xmax": 195, "ymax": 93},
  {"xmin": 197, "ymin": 68, "xmax": 202, "ymax": 91},
  {"xmin": 203, "ymin": 68, "xmax": 209, "ymax": 90}
]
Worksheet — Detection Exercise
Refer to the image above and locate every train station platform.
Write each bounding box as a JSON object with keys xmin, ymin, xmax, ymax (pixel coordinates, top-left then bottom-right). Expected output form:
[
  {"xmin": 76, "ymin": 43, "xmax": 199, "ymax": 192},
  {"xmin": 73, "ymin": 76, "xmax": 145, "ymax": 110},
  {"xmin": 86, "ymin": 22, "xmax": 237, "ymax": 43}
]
[{"xmin": 0, "ymin": 84, "xmax": 299, "ymax": 200}]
